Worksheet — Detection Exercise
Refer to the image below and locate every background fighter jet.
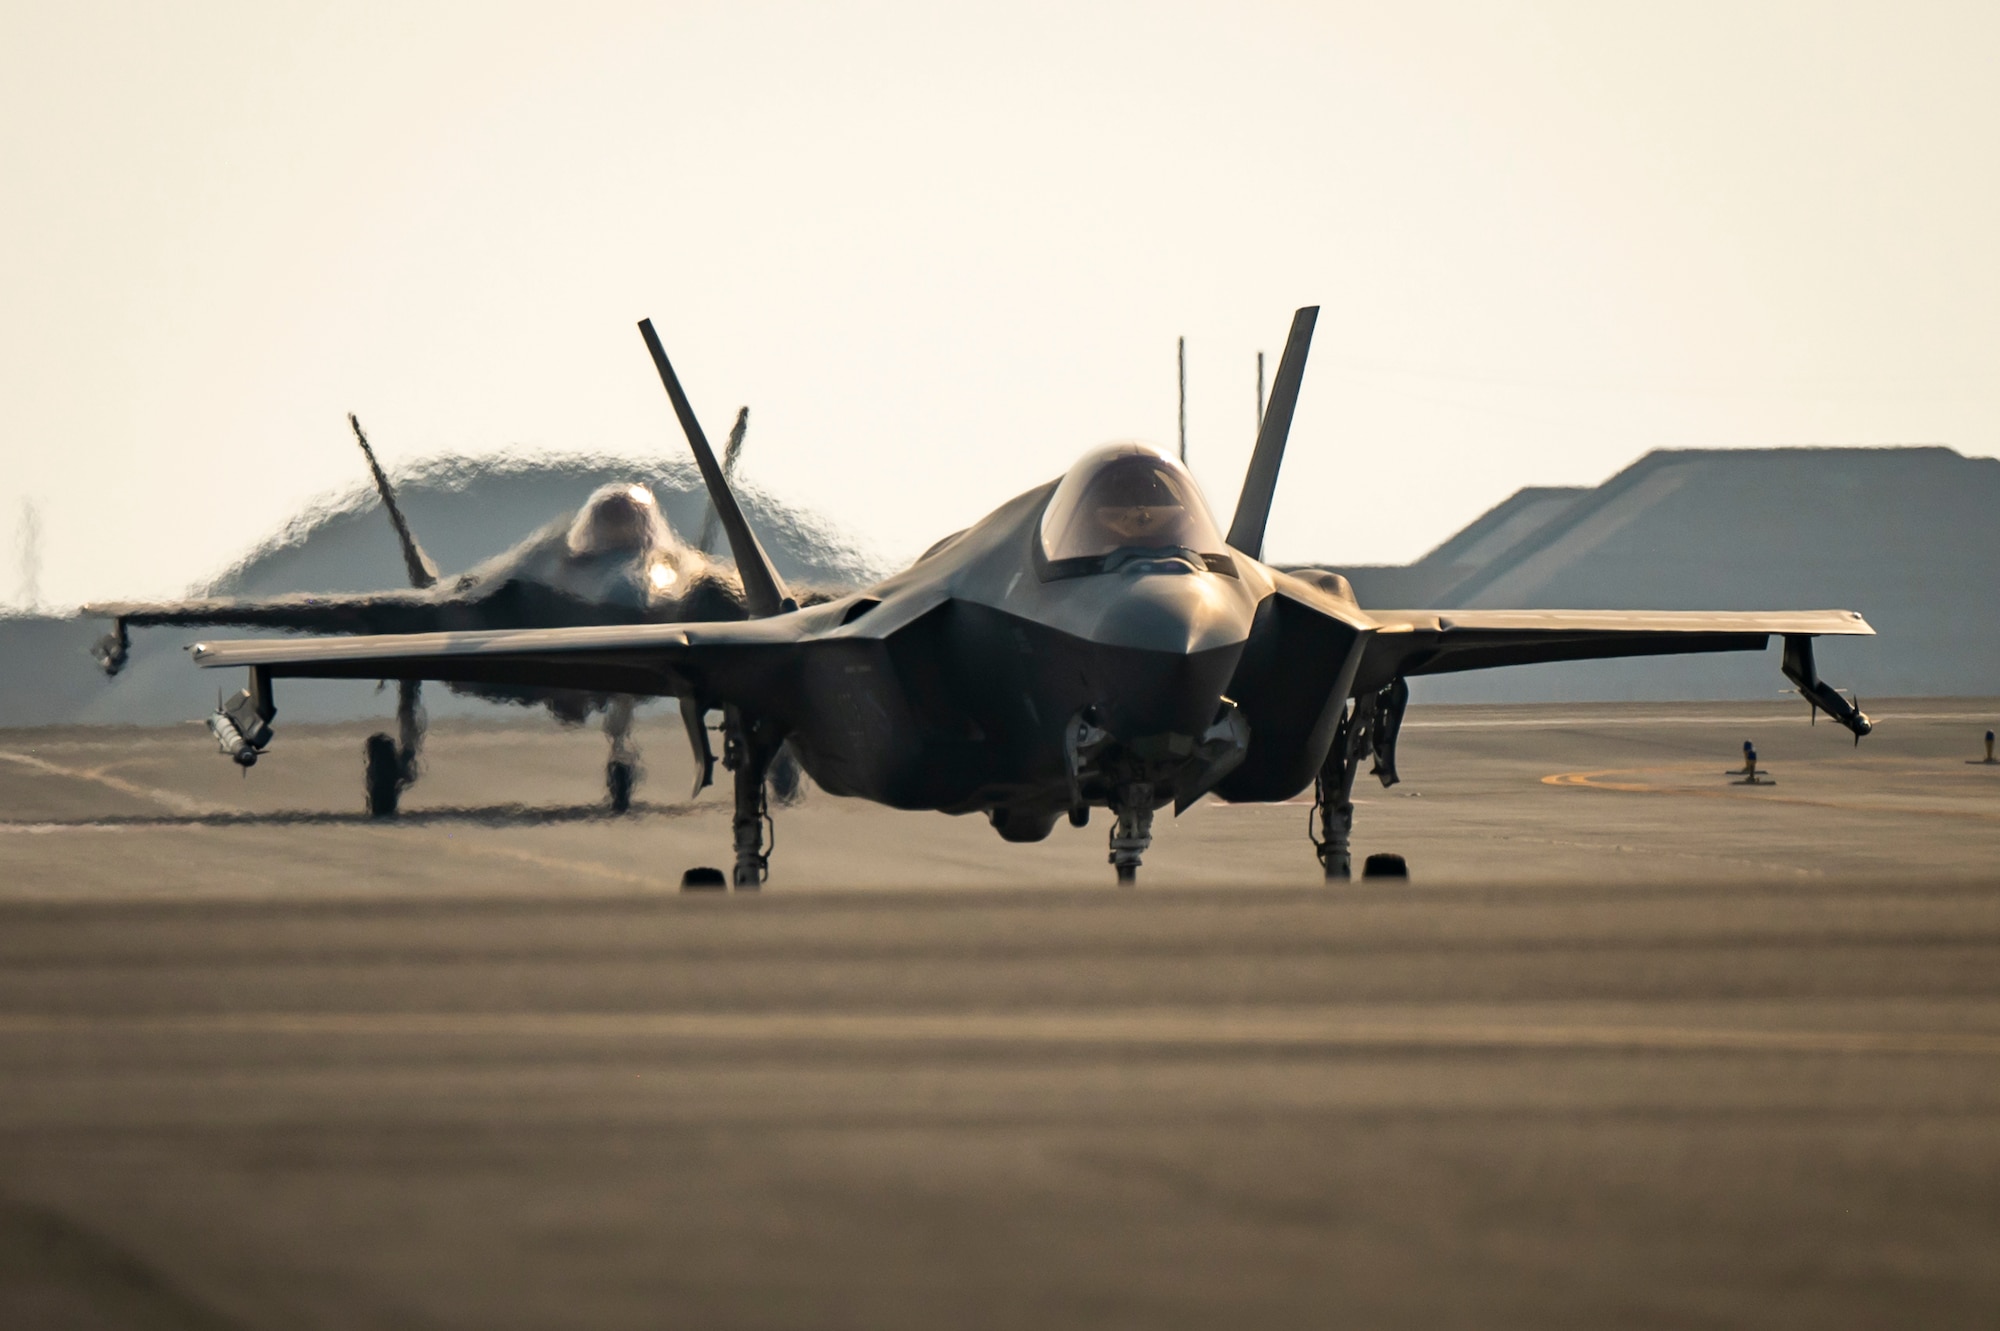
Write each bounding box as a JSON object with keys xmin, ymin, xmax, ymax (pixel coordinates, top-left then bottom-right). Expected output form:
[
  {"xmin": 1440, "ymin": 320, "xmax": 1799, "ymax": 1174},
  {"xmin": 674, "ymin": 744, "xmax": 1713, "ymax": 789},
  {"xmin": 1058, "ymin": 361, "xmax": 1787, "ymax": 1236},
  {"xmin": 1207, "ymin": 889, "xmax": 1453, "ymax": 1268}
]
[
  {"xmin": 87, "ymin": 412, "xmax": 783, "ymax": 816},
  {"xmin": 188, "ymin": 311, "xmax": 1875, "ymax": 884}
]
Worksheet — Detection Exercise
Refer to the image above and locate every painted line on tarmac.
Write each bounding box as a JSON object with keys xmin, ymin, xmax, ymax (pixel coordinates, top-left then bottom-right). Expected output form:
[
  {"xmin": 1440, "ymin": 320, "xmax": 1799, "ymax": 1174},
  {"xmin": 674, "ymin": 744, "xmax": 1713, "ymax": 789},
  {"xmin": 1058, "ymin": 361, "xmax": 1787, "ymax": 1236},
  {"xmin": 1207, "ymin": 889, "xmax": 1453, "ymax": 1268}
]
[
  {"xmin": 0, "ymin": 1010, "xmax": 1995, "ymax": 1056},
  {"xmin": 1543, "ymin": 766, "xmax": 2000, "ymax": 821},
  {"xmin": 0, "ymin": 751, "xmax": 222, "ymax": 817},
  {"xmin": 0, "ymin": 823, "xmax": 196, "ymax": 836},
  {"xmin": 1406, "ymin": 711, "xmax": 1996, "ymax": 729},
  {"xmin": 0, "ymin": 814, "xmax": 671, "ymax": 887}
]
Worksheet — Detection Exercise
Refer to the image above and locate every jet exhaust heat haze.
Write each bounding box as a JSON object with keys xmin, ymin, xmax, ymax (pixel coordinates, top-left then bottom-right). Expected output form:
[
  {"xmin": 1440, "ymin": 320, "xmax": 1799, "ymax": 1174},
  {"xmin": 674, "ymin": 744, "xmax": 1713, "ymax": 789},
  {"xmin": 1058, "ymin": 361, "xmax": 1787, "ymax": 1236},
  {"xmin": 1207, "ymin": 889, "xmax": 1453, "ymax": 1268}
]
[{"xmin": 87, "ymin": 412, "xmax": 816, "ymax": 816}]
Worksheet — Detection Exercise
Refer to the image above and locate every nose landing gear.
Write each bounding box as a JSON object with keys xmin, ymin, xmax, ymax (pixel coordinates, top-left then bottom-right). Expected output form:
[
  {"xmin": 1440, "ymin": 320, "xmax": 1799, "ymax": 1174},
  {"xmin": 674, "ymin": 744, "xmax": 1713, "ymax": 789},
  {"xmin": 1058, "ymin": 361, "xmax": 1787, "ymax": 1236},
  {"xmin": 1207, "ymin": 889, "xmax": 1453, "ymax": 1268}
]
[{"xmin": 1108, "ymin": 784, "xmax": 1155, "ymax": 885}]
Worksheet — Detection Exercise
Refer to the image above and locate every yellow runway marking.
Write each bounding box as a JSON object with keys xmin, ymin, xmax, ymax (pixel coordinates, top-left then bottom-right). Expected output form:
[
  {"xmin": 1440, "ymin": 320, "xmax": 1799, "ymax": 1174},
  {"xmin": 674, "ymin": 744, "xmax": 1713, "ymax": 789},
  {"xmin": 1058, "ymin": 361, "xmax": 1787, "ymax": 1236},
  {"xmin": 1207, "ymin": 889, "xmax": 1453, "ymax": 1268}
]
[
  {"xmin": 0, "ymin": 1010, "xmax": 1994, "ymax": 1056},
  {"xmin": 1543, "ymin": 763, "xmax": 1716, "ymax": 793}
]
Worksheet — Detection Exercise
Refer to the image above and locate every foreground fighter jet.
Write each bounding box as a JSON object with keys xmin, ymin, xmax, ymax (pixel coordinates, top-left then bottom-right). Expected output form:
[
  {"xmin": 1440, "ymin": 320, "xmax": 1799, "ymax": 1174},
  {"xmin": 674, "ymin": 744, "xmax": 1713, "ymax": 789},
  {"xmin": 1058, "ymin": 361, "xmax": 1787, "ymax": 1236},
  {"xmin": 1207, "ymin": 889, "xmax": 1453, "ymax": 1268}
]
[
  {"xmin": 190, "ymin": 310, "xmax": 1874, "ymax": 884},
  {"xmin": 88, "ymin": 412, "xmax": 771, "ymax": 816}
]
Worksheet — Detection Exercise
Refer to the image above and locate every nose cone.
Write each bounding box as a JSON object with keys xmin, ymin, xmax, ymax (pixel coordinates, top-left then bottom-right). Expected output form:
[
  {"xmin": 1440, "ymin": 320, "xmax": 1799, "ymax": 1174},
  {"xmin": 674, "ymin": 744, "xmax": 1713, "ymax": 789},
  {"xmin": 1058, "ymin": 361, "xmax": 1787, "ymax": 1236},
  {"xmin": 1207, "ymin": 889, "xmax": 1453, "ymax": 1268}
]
[{"xmin": 1086, "ymin": 568, "xmax": 1255, "ymax": 656}]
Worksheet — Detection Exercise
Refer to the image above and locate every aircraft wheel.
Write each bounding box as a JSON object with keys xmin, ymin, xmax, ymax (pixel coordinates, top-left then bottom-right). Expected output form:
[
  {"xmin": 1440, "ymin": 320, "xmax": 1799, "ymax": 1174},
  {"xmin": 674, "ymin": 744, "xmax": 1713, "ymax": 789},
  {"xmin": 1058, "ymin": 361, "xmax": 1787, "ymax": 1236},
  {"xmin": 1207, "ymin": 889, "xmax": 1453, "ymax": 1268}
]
[
  {"xmin": 1068, "ymin": 806, "xmax": 1089, "ymax": 828},
  {"xmin": 1361, "ymin": 853, "xmax": 1408, "ymax": 880},
  {"xmin": 607, "ymin": 760, "xmax": 635, "ymax": 815},
  {"xmin": 364, "ymin": 734, "xmax": 402, "ymax": 818},
  {"xmin": 680, "ymin": 866, "xmax": 727, "ymax": 891},
  {"xmin": 1115, "ymin": 864, "xmax": 1137, "ymax": 887}
]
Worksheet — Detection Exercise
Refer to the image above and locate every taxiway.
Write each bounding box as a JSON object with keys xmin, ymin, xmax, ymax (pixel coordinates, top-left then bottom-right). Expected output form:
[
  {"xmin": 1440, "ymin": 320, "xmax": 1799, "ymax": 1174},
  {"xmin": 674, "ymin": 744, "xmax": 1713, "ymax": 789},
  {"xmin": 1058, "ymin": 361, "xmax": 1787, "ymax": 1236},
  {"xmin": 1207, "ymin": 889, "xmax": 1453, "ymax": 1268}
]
[{"xmin": 0, "ymin": 699, "xmax": 1995, "ymax": 1327}]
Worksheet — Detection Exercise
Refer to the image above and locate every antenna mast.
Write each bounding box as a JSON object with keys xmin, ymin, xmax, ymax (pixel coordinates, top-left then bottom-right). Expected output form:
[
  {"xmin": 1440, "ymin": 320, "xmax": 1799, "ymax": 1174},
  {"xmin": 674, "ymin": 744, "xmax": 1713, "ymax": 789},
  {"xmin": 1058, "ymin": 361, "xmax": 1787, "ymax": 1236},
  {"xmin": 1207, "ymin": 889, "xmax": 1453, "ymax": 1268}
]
[
  {"xmin": 1177, "ymin": 336, "xmax": 1187, "ymax": 463},
  {"xmin": 16, "ymin": 498, "xmax": 41, "ymax": 612}
]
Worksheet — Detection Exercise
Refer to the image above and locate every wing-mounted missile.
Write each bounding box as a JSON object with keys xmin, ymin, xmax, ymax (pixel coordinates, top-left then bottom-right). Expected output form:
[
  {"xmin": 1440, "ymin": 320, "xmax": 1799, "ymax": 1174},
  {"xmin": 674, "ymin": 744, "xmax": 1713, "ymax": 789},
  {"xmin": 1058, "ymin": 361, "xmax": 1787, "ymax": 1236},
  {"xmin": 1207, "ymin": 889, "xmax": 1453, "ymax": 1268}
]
[
  {"xmin": 1225, "ymin": 306, "xmax": 1318, "ymax": 560},
  {"xmin": 696, "ymin": 407, "xmax": 750, "ymax": 556},
  {"xmin": 637, "ymin": 320, "xmax": 792, "ymax": 618},
  {"xmin": 1781, "ymin": 634, "xmax": 1872, "ymax": 743},
  {"xmin": 207, "ymin": 668, "xmax": 276, "ymax": 768},
  {"xmin": 349, "ymin": 414, "xmax": 440, "ymax": 590},
  {"xmin": 1367, "ymin": 675, "xmax": 1411, "ymax": 787}
]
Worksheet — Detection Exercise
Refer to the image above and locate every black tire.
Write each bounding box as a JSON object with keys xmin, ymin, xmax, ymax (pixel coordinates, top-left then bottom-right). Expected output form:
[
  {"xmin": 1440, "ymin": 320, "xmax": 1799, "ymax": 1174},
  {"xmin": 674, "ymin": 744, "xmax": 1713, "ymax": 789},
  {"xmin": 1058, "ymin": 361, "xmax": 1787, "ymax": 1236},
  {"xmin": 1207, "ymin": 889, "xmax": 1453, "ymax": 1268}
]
[
  {"xmin": 1361, "ymin": 852, "xmax": 1408, "ymax": 880},
  {"xmin": 1115, "ymin": 864, "xmax": 1137, "ymax": 886},
  {"xmin": 607, "ymin": 760, "xmax": 634, "ymax": 815},
  {"xmin": 364, "ymin": 734, "xmax": 401, "ymax": 818},
  {"xmin": 1068, "ymin": 806, "xmax": 1090, "ymax": 828},
  {"xmin": 680, "ymin": 867, "xmax": 728, "ymax": 891}
]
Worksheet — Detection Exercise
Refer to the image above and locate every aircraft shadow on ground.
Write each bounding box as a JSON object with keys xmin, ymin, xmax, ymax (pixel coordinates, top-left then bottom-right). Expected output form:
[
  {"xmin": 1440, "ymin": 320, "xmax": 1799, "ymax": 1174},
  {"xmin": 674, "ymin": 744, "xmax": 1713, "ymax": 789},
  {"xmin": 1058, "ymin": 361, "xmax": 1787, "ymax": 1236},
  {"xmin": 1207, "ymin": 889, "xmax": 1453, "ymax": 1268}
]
[{"xmin": 1, "ymin": 801, "xmax": 697, "ymax": 830}]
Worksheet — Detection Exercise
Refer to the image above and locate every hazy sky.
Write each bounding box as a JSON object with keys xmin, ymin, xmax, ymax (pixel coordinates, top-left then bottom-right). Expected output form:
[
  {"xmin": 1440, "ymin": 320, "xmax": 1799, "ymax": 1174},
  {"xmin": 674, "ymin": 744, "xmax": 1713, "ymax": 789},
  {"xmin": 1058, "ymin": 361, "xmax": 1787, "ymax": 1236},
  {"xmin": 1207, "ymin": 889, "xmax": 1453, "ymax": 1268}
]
[{"xmin": 4, "ymin": 1, "xmax": 1996, "ymax": 606}]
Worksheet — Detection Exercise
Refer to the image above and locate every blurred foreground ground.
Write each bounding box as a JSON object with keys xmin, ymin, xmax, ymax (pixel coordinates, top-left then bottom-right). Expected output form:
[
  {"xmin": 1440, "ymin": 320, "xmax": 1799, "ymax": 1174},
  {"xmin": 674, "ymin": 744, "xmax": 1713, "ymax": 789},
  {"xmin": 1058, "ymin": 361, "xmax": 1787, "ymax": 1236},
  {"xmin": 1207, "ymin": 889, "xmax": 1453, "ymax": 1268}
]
[{"xmin": 0, "ymin": 701, "xmax": 1995, "ymax": 1327}]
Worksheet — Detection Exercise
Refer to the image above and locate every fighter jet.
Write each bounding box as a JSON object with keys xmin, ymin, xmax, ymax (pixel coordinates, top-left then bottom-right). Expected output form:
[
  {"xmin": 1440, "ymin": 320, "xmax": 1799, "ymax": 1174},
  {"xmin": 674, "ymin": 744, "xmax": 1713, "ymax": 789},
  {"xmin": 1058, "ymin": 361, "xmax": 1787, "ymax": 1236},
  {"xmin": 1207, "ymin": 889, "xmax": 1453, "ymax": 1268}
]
[
  {"xmin": 87, "ymin": 411, "xmax": 787, "ymax": 816},
  {"xmin": 187, "ymin": 310, "xmax": 1874, "ymax": 884}
]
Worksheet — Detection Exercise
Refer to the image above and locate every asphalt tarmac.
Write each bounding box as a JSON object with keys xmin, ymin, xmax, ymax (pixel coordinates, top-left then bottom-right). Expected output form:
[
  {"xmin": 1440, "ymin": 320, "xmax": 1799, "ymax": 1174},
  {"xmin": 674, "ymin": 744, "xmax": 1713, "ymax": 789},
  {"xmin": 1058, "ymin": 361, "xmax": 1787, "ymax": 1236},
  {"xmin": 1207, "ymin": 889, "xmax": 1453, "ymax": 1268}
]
[{"xmin": 0, "ymin": 699, "xmax": 1996, "ymax": 1328}]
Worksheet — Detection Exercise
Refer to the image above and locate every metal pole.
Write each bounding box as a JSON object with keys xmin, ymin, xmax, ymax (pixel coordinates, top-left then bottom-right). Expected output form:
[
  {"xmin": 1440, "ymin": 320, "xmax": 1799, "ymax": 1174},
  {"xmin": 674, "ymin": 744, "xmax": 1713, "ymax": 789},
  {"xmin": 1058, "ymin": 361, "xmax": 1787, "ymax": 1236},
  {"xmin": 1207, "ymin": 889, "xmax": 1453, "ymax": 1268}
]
[
  {"xmin": 1256, "ymin": 351, "xmax": 1266, "ymax": 430},
  {"xmin": 1177, "ymin": 337, "xmax": 1187, "ymax": 463}
]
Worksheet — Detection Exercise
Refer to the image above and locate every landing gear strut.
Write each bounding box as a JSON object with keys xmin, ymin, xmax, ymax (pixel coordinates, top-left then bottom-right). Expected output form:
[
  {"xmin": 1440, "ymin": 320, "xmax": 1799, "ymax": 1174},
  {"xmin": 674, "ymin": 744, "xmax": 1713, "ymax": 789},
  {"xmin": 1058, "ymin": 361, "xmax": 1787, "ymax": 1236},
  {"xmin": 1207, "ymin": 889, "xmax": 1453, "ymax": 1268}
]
[
  {"xmin": 1311, "ymin": 679, "xmax": 1408, "ymax": 880},
  {"xmin": 365, "ymin": 679, "xmax": 425, "ymax": 818},
  {"xmin": 604, "ymin": 694, "xmax": 640, "ymax": 814},
  {"xmin": 722, "ymin": 708, "xmax": 784, "ymax": 888},
  {"xmin": 1311, "ymin": 708, "xmax": 1365, "ymax": 880},
  {"xmin": 92, "ymin": 618, "xmax": 130, "ymax": 676},
  {"xmin": 1108, "ymin": 783, "xmax": 1155, "ymax": 885}
]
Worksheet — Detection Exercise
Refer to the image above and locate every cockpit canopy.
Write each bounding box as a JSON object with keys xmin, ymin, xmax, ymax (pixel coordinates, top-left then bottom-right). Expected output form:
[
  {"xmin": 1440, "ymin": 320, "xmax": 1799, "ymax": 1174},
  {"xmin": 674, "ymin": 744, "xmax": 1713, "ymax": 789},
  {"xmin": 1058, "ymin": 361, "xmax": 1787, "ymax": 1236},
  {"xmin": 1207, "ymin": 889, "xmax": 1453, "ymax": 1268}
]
[
  {"xmin": 1038, "ymin": 443, "xmax": 1230, "ymax": 573},
  {"xmin": 567, "ymin": 484, "xmax": 677, "ymax": 558}
]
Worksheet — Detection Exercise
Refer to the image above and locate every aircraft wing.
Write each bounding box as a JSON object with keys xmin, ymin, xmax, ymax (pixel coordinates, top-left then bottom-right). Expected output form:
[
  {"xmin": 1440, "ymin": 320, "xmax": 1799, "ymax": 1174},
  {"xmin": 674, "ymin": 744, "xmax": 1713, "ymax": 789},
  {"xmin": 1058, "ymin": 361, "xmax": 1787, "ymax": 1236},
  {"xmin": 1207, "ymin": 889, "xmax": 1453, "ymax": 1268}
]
[
  {"xmin": 189, "ymin": 618, "xmax": 807, "ymax": 708},
  {"xmin": 1361, "ymin": 608, "xmax": 1873, "ymax": 678},
  {"xmin": 1357, "ymin": 607, "xmax": 1876, "ymax": 736},
  {"xmin": 86, "ymin": 592, "xmax": 443, "ymax": 635}
]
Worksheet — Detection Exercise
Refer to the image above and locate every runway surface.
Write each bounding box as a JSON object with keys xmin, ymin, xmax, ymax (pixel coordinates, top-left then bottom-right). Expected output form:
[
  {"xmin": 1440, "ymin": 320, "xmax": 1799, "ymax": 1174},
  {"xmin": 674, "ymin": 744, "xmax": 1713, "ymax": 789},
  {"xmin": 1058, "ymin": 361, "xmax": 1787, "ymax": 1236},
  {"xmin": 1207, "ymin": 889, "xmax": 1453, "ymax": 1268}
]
[{"xmin": 0, "ymin": 699, "xmax": 1996, "ymax": 1327}]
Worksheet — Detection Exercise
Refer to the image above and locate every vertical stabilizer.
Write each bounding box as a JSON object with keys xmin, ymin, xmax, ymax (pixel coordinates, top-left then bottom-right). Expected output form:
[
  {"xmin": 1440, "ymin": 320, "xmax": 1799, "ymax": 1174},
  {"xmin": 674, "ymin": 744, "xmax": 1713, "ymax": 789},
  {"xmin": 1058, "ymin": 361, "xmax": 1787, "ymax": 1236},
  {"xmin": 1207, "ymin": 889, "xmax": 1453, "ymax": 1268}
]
[
  {"xmin": 349, "ymin": 414, "xmax": 439, "ymax": 589},
  {"xmin": 636, "ymin": 320, "xmax": 792, "ymax": 617},
  {"xmin": 696, "ymin": 407, "xmax": 750, "ymax": 556},
  {"xmin": 1225, "ymin": 306, "xmax": 1317, "ymax": 560}
]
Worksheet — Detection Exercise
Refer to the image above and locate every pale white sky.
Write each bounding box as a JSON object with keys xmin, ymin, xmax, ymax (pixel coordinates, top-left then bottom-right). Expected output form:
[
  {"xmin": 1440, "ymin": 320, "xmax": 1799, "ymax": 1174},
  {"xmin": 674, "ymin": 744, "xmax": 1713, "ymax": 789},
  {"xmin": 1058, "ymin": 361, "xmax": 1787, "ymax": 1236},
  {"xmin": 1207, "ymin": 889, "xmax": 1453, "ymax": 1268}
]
[{"xmin": 4, "ymin": 0, "xmax": 1996, "ymax": 606}]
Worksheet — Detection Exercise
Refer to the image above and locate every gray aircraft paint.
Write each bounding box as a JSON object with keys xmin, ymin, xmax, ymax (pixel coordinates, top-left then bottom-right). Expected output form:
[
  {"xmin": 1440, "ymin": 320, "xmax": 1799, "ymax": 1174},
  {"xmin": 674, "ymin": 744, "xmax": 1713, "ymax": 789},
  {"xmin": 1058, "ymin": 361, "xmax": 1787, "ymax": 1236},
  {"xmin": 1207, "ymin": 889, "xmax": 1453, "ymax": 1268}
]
[{"xmin": 188, "ymin": 310, "xmax": 1873, "ymax": 883}]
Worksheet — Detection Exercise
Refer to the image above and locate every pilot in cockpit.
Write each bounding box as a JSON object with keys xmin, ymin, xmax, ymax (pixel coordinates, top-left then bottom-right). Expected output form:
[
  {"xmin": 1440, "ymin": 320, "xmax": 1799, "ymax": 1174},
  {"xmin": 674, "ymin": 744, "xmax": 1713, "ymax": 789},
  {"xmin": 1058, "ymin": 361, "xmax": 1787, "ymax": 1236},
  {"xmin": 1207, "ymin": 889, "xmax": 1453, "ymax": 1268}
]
[
  {"xmin": 566, "ymin": 483, "xmax": 687, "ymax": 594},
  {"xmin": 1039, "ymin": 443, "xmax": 1228, "ymax": 572}
]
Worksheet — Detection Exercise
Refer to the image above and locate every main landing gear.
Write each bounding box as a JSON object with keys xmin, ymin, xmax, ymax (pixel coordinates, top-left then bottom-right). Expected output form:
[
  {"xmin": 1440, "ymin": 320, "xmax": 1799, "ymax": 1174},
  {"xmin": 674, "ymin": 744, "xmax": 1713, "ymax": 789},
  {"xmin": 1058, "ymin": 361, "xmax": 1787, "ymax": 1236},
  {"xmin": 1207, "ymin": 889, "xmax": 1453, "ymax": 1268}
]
[
  {"xmin": 364, "ymin": 679, "xmax": 425, "ymax": 818},
  {"xmin": 92, "ymin": 619, "xmax": 130, "ymax": 676},
  {"xmin": 725, "ymin": 709, "xmax": 784, "ymax": 889},
  {"xmin": 678, "ymin": 707, "xmax": 813, "ymax": 892},
  {"xmin": 1311, "ymin": 678, "xmax": 1410, "ymax": 881},
  {"xmin": 604, "ymin": 694, "xmax": 640, "ymax": 814}
]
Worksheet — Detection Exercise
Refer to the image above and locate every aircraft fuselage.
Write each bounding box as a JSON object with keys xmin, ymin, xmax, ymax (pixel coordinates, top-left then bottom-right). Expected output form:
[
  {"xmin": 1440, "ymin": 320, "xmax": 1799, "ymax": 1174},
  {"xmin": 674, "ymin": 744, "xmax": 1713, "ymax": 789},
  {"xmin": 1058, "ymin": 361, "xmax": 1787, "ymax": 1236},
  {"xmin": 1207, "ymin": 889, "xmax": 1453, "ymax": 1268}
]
[{"xmin": 754, "ymin": 478, "xmax": 1370, "ymax": 833}]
